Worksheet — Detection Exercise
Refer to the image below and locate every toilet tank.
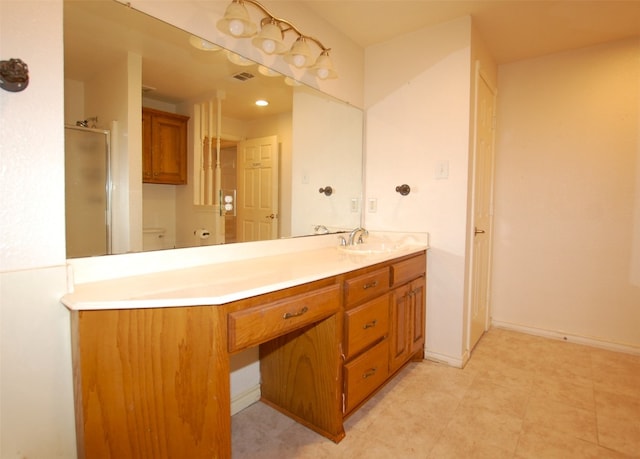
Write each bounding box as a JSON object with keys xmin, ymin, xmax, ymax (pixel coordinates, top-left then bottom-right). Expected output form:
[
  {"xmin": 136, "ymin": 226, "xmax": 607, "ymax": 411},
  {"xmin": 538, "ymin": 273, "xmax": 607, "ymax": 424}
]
[{"xmin": 143, "ymin": 228, "xmax": 166, "ymax": 251}]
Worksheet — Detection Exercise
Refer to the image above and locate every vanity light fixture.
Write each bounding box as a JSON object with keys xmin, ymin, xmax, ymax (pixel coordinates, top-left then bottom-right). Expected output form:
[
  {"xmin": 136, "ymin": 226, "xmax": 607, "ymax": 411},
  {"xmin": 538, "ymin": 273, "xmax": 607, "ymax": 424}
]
[
  {"xmin": 216, "ymin": 0, "xmax": 338, "ymax": 79},
  {"xmin": 189, "ymin": 35, "xmax": 221, "ymax": 51},
  {"xmin": 257, "ymin": 65, "xmax": 280, "ymax": 77},
  {"xmin": 225, "ymin": 49, "xmax": 255, "ymax": 66},
  {"xmin": 283, "ymin": 76, "xmax": 302, "ymax": 87}
]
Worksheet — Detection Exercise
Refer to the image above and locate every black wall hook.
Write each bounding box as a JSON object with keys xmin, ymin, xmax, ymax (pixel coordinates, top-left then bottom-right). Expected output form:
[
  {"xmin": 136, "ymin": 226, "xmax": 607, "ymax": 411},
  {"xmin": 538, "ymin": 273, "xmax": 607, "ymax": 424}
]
[
  {"xmin": 0, "ymin": 58, "xmax": 29, "ymax": 92},
  {"xmin": 395, "ymin": 184, "xmax": 411, "ymax": 196},
  {"xmin": 319, "ymin": 186, "xmax": 333, "ymax": 196}
]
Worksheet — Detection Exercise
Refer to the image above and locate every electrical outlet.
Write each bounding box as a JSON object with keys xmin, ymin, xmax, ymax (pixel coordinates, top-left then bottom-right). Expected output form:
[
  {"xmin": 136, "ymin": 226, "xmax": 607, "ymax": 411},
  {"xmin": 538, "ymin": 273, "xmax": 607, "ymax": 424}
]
[{"xmin": 350, "ymin": 198, "xmax": 359, "ymax": 213}]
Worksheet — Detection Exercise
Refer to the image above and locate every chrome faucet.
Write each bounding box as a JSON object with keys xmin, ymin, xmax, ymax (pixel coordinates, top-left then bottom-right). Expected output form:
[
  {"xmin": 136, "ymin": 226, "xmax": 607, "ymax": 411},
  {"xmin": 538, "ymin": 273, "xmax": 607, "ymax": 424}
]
[{"xmin": 347, "ymin": 227, "xmax": 368, "ymax": 245}]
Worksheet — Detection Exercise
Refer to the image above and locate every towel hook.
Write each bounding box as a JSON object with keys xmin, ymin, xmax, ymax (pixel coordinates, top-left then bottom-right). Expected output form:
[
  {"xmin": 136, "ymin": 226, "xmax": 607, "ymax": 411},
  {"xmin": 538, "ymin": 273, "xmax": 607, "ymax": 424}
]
[
  {"xmin": 395, "ymin": 184, "xmax": 411, "ymax": 196},
  {"xmin": 0, "ymin": 58, "xmax": 29, "ymax": 92},
  {"xmin": 319, "ymin": 186, "xmax": 333, "ymax": 196}
]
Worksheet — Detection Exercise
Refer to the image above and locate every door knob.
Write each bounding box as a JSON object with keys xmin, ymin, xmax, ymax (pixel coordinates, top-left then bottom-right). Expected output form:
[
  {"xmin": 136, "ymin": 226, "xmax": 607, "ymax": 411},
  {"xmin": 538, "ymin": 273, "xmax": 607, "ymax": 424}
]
[{"xmin": 474, "ymin": 227, "xmax": 485, "ymax": 235}]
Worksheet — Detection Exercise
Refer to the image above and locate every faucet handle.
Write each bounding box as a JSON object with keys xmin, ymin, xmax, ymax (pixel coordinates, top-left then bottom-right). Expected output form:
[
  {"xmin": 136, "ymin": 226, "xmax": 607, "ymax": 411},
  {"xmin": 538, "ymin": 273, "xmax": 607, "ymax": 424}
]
[
  {"xmin": 357, "ymin": 229, "xmax": 369, "ymax": 244},
  {"xmin": 338, "ymin": 235, "xmax": 347, "ymax": 246}
]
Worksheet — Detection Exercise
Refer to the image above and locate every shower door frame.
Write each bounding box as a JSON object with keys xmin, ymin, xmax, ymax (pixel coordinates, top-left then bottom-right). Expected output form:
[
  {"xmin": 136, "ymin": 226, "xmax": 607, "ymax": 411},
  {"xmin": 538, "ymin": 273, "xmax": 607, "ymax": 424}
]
[{"xmin": 64, "ymin": 125, "xmax": 113, "ymax": 257}]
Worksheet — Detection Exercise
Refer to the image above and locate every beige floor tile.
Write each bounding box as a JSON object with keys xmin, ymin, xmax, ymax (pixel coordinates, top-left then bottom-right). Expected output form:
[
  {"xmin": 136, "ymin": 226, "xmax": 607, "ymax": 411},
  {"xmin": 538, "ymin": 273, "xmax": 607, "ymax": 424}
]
[
  {"xmin": 597, "ymin": 413, "xmax": 640, "ymax": 457},
  {"xmin": 417, "ymin": 361, "xmax": 477, "ymax": 400},
  {"xmin": 591, "ymin": 353, "xmax": 640, "ymax": 399},
  {"xmin": 427, "ymin": 427, "xmax": 516, "ymax": 459},
  {"xmin": 596, "ymin": 446, "xmax": 640, "ymax": 459},
  {"xmin": 523, "ymin": 395, "xmax": 598, "ymax": 443},
  {"xmin": 459, "ymin": 376, "xmax": 531, "ymax": 419},
  {"xmin": 595, "ymin": 390, "xmax": 640, "ymax": 423},
  {"xmin": 443, "ymin": 404, "xmax": 523, "ymax": 453},
  {"xmin": 531, "ymin": 373, "xmax": 595, "ymax": 411},
  {"xmin": 514, "ymin": 424, "xmax": 600, "ymax": 459}
]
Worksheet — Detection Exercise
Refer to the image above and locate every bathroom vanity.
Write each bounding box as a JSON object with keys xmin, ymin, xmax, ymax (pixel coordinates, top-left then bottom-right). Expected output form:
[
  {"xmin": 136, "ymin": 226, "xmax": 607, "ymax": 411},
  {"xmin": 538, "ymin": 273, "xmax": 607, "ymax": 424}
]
[{"xmin": 62, "ymin": 240, "xmax": 427, "ymax": 458}]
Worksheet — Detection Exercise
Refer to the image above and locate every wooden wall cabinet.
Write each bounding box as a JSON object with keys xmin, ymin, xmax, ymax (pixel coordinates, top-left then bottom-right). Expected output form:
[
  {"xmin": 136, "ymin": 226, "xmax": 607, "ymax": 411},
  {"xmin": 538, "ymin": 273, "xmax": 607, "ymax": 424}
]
[{"xmin": 142, "ymin": 107, "xmax": 189, "ymax": 184}]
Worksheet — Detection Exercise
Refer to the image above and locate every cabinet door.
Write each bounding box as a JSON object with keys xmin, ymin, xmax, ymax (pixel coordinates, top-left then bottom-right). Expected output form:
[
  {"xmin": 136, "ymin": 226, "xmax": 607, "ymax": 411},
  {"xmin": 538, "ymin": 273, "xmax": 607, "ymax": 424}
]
[
  {"xmin": 389, "ymin": 276, "xmax": 426, "ymax": 374},
  {"xmin": 150, "ymin": 114, "xmax": 187, "ymax": 184},
  {"xmin": 409, "ymin": 276, "xmax": 426, "ymax": 356},
  {"xmin": 389, "ymin": 283, "xmax": 411, "ymax": 374}
]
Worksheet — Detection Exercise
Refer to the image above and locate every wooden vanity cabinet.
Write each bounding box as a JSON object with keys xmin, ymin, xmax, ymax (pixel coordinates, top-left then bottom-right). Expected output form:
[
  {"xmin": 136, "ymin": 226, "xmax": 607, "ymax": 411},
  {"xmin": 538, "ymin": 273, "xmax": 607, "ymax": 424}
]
[
  {"xmin": 341, "ymin": 251, "xmax": 426, "ymax": 416},
  {"xmin": 69, "ymin": 250, "xmax": 426, "ymax": 458},
  {"xmin": 71, "ymin": 277, "xmax": 345, "ymax": 459},
  {"xmin": 142, "ymin": 107, "xmax": 189, "ymax": 184}
]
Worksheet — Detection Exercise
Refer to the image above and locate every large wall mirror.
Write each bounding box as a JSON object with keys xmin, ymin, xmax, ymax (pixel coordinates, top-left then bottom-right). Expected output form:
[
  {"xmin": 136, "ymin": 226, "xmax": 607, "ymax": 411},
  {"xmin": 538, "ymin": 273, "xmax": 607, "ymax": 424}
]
[{"xmin": 63, "ymin": 0, "xmax": 363, "ymax": 258}]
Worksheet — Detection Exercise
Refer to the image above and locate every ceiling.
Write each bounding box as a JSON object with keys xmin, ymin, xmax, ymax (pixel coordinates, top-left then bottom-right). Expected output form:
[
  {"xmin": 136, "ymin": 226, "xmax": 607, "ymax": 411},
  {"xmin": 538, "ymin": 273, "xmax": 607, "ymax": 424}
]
[{"xmin": 300, "ymin": 0, "xmax": 640, "ymax": 63}]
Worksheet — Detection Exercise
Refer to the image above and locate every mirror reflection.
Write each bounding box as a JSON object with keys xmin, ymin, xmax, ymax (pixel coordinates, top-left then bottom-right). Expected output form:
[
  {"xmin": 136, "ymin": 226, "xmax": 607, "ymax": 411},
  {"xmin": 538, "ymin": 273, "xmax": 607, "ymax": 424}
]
[{"xmin": 63, "ymin": 0, "xmax": 363, "ymax": 258}]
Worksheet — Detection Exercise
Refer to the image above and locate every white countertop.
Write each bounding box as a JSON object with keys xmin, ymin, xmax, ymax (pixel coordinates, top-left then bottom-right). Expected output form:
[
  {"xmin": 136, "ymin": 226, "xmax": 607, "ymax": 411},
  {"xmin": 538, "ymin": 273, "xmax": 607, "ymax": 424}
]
[{"xmin": 61, "ymin": 237, "xmax": 428, "ymax": 311}]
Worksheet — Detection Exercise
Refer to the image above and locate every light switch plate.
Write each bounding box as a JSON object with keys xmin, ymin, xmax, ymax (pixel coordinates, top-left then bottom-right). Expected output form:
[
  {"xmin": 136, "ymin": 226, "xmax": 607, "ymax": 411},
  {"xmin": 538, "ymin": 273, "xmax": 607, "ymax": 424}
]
[
  {"xmin": 435, "ymin": 160, "xmax": 449, "ymax": 179},
  {"xmin": 368, "ymin": 198, "xmax": 377, "ymax": 213}
]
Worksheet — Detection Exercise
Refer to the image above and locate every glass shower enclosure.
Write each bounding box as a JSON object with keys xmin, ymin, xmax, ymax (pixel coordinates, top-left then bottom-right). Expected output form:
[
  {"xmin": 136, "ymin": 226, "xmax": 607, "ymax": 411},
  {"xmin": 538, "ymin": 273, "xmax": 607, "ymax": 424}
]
[{"xmin": 64, "ymin": 126, "xmax": 112, "ymax": 258}]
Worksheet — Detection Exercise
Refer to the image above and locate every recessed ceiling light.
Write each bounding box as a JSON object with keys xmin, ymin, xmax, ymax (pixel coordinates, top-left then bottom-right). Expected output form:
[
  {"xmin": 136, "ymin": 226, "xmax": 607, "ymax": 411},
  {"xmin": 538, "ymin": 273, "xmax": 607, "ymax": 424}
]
[{"xmin": 255, "ymin": 99, "xmax": 269, "ymax": 107}]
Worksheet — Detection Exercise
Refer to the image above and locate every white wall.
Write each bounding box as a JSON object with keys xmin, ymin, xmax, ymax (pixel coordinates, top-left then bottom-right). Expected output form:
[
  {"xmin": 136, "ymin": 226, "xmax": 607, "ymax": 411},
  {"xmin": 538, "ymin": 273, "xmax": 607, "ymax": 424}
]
[
  {"xmin": 491, "ymin": 37, "xmax": 640, "ymax": 351},
  {"xmin": 0, "ymin": 0, "xmax": 77, "ymax": 457},
  {"xmin": 364, "ymin": 17, "xmax": 474, "ymax": 366}
]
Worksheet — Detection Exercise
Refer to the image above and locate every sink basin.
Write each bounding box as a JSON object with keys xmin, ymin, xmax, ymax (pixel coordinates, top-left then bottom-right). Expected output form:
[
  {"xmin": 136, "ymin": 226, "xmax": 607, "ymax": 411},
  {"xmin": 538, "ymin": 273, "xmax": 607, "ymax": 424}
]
[
  {"xmin": 338, "ymin": 241, "xmax": 403, "ymax": 255},
  {"xmin": 337, "ymin": 233, "xmax": 426, "ymax": 255}
]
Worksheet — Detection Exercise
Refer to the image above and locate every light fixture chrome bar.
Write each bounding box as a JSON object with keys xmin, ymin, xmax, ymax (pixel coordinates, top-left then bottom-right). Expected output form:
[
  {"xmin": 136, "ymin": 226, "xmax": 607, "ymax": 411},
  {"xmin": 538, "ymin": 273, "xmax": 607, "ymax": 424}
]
[{"xmin": 239, "ymin": 0, "xmax": 331, "ymax": 52}]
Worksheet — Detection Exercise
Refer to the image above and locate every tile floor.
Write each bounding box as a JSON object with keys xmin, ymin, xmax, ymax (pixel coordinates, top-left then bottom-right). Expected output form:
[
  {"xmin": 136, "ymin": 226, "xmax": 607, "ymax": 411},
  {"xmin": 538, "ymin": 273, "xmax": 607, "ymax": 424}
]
[{"xmin": 231, "ymin": 328, "xmax": 640, "ymax": 458}]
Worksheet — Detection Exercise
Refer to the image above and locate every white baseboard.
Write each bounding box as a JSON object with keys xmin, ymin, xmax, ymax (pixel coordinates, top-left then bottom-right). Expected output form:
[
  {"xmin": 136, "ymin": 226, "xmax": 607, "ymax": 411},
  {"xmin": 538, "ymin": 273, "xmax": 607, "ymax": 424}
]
[
  {"xmin": 491, "ymin": 320, "xmax": 640, "ymax": 356},
  {"xmin": 423, "ymin": 349, "xmax": 468, "ymax": 368},
  {"xmin": 230, "ymin": 385, "xmax": 261, "ymax": 416}
]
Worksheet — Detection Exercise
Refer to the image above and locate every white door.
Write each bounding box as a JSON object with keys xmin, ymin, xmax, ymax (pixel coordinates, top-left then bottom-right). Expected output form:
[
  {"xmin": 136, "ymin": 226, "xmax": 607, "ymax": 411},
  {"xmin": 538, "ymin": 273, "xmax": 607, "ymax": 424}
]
[
  {"xmin": 237, "ymin": 135, "xmax": 279, "ymax": 242},
  {"xmin": 469, "ymin": 71, "xmax": 497, "ymax": 351}
]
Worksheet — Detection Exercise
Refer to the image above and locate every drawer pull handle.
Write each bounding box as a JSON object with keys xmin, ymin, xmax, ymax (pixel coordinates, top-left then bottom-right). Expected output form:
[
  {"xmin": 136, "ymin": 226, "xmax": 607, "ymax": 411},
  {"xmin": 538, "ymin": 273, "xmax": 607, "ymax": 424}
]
[
  {"xmin": 363, "ymin": 280, "xmax": 378, "ymax": 290},
  {"xmin": 363, "ymin": 320, "xmax": 377, "ymax": 329},
  {"xmin": 362, "ymin": 367, "xmax": 377, "ymax": 379},
  {"xmin": 283, "ymin": 306, "xmax": 309, "ymax": 320}
]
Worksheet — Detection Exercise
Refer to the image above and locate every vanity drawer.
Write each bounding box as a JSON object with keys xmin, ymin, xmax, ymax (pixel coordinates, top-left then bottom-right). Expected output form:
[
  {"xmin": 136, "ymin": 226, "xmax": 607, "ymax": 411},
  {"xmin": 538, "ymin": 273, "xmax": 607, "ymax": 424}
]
[
  {"xmin": 344, "ymin": 294, "xmax": 389, "ymax": 359},
  {"xmin": 344, "ymin": 267, "xmax": 389, "ymax": 308},
  {"xmin": 391, "ymin": 252, "xmax": 426, "ymax": 287},
  {"xmin": 228, "ymin": 284, "xmax": 340, "ymax": 353},
  {"xmin": 343, "ymin": 339, "xmax": 389, "ymax": 414}
]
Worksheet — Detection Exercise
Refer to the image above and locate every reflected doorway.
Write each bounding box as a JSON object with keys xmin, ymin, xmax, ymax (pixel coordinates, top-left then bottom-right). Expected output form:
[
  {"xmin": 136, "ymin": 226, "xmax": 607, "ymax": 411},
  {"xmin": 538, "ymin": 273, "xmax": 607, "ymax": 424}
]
[{"xmin": 236, "ymin": 135, "xmax": 280, "ymax": 242}]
